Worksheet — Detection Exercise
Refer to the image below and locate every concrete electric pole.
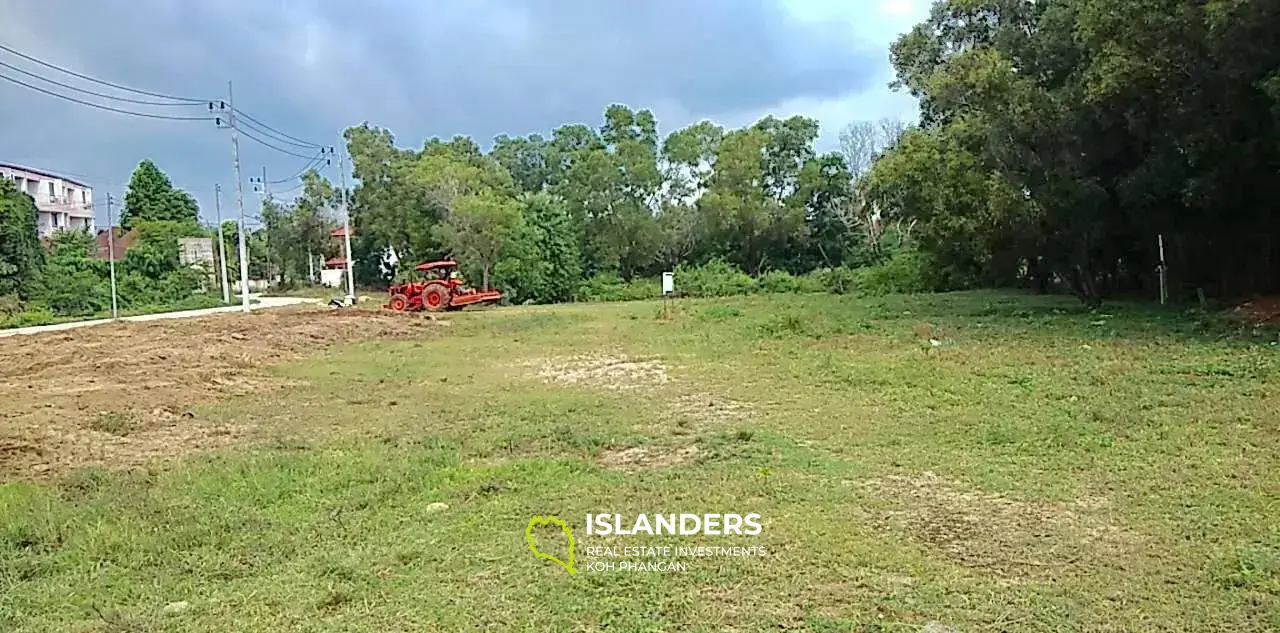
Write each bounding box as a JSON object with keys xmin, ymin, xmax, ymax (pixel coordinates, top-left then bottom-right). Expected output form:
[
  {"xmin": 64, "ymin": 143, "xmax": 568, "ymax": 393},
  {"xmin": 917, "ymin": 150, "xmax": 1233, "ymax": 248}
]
[
  {"xmin": 338, "ymin": 146, "xmax": 355, "ymax": 304},
  {"xmin": 105, "ymin": 193, "xmax": 119, "ymax": 319},
  {"xmin": 227, "ymin": 81, "xmax": 251, "ymax": 312}
]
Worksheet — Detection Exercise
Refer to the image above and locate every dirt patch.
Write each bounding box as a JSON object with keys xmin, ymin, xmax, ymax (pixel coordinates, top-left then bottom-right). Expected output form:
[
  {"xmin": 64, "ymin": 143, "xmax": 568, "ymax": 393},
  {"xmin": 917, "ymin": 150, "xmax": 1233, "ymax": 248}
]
[
  {"xmin": 529, "ymin": 354, "xmax": 670, "ymax": 391},
  {"xmin": 0, "ymin": 307, "xmax": 437, "ymax": 480},
  {"xmin": 673, "ymin": 393, "xmax": 751, "ymax": 427},
  {"xmin": 1230, "ymin": 297, "xmax": 1280, "ymax": 326},
  {"xmin": 598, "ymin": 444, "xmax": 700, "ymax": 471},
  {"xmin": 851, "ymin": 472, "xmax": 1140, "ymax": 579}
]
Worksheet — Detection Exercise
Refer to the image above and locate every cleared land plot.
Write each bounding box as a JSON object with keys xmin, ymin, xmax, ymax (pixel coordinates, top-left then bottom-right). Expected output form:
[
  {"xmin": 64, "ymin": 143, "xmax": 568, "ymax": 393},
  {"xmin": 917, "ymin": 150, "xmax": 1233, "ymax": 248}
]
[{"xmin": 1, "ymin": 291, "xmax": 1277, "ymax": 632}]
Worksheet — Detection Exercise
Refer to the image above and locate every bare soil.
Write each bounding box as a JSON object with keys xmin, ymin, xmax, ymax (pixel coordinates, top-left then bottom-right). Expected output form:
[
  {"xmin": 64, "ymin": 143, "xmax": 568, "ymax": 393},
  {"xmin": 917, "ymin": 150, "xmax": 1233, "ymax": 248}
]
[
  {"xmin": 528, "ymin": 354, "xmax": 671, "ymax": 390},
  {"xmin": 597, "ymin": 444, "xmax": 701, "ymax": 471},
  {"xmin": 0, "ymin": 307, "xmax": 437, "ymax": 481},
  {"xmin": 1230, "ymin": 297, "xmax": 1280, "ymax": 326},
  {"xmin": 849, "ymin": 472, "xmax": 1144, "ymax": 580}
]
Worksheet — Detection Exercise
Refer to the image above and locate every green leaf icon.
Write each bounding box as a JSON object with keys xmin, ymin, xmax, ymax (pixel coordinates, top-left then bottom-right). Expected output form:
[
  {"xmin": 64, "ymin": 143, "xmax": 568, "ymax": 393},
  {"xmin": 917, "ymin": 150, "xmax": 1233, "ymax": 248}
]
[{"xmin": 526, "ymin": 515, "xmax": 577, "ymax": 575}]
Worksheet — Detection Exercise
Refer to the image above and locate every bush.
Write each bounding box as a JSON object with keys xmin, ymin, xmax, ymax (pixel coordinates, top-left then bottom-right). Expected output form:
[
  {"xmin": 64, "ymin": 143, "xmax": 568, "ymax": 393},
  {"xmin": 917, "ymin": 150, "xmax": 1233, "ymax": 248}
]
[
  {"xmin": 0, "ymin": 294, "xmax": 22, "ymax": 316},
  {"xmin": 854, "ymin": 248, "xmax": 931, "ymax": 296},
  {"xmin": 806, "ymin": 267, "xmax": 861, "ymax": 294},
  {"xmin": 675, "ymin": 259, "xmax": 757, "ymax": 297},
  {"xmin": 0, "ymin": 306, "xmax": 55, "ymax": 329},
  {"xmin": 573, "ymin": 274, "xmax": 660, "ymax": 302},
  {"xmin": 758, "ymin": 270, "xmax": 825, "ymax": 294}
]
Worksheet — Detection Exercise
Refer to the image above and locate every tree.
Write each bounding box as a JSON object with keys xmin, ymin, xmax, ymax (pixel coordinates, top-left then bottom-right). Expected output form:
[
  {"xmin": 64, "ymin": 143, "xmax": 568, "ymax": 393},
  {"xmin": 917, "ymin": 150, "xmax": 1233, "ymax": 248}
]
[
  {"xmin": 434, "ymin": 191, "xmax": 523, "ymax": 290},
  {"xmin": 491, "ymin": 134, "xmax": 552, "ymax": 193},
  {"xmin": 121, "ymin": 160, "xmax": 198, "ymax": 228},
  {"xmin": 36, "ymin": 230, "xmax": 108, "ymax": 316},
  {"xmin": 494, "ymin": 192, "xmax": 583, "ymax": 303},
  {"xmin": 0, "ymin": 180, "xmax": 43, "ymax": 300}
]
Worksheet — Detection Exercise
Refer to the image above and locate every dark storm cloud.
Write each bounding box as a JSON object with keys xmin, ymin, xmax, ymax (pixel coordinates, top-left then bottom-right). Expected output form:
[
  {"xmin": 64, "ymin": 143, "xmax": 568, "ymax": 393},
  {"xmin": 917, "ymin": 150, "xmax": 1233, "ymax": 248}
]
[{"xmin": 0, "ymin": 0, "xmax": 879, "ymax": 222}]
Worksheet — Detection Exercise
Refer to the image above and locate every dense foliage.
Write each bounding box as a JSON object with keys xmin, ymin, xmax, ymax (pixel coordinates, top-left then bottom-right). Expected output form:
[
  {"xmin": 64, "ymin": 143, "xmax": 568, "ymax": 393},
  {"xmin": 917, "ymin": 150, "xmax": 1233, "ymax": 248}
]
[
  {"xmin": 865, "ymin": 0, "xmax": 1280, "ymax": 304},
  {"xmin": 0, "ymin": 180, "xmax": 44, "ymax": 300}
]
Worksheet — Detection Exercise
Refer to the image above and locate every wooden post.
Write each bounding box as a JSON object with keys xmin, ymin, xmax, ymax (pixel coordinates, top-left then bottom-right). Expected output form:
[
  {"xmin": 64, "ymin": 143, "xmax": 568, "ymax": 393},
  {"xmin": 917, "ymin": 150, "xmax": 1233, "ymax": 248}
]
[{"xmin": 1158, "ymin": 234, "xmax": 1168, "ymax": 305}]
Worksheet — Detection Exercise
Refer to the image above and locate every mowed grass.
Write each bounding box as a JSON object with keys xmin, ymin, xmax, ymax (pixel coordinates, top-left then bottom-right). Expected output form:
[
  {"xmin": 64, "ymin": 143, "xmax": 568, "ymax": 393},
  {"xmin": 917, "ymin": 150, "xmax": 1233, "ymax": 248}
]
[{"xmin": 2, "ymin": 291, "xmax": 1278, "ymax": 632}]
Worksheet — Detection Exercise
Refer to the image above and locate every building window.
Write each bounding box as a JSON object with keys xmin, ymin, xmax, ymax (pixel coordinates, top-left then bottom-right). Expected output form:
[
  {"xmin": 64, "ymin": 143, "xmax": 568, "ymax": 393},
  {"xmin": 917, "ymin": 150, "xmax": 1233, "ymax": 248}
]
[
  {"xmin": 81, "ymin": 190, "xmax": 87, "ymax": 204},
  {"xmin": 48, "ymin": 182, "xmax": 55, "ymax": 199}
]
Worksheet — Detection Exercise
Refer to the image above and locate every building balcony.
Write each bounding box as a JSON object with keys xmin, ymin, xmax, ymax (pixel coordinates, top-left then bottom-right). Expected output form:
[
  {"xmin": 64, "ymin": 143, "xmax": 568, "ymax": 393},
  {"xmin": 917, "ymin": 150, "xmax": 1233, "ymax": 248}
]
[{"xmin": 38, "ymin": 196, "xmax": 95, "ymax": 217}]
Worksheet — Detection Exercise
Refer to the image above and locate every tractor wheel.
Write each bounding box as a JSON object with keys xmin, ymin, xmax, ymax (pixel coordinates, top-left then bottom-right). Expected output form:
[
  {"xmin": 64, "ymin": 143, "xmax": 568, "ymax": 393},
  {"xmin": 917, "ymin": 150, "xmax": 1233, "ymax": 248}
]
[
  {"xmin": 421, "ymin": 283, "xmax": 450, "ymax": 312},
  {"xmin": 388, "ymin": 294, "xmax": 409, "ymax": 312}
]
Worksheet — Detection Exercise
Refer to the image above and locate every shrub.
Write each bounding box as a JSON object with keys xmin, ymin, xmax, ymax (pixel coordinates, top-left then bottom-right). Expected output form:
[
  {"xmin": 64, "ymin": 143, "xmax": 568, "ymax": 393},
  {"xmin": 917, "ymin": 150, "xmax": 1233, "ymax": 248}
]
[
  {"xmin": 675, "ymin": 259, "xmax": 757, "ymax": 297},
  {"xmin": 0, "ymin": 294, "xmax": 21, "ymax": 316},
  {"xmin": 807, "ymin": 267, "xmax": 861, "ymax": 295},
  {"xmin": 854, "ymin": 248, "xmax": 931, "ymax": 296},
  {"xmin": 758, "ymin": 270, "xmax": 826, "ymax": 294},
  {"xmin": 0, "ymin": 302, "xmax": 56, "ymax": 328},
  {"xmin": 573, "ymin": 274, "xmax": 660, "ymax": 302}
]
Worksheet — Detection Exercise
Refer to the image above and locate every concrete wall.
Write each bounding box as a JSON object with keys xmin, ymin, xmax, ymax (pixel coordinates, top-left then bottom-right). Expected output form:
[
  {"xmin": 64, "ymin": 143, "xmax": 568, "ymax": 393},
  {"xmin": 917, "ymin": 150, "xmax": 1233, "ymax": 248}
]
[{"xmin": 178, "ymin": 237, "xmax": 215, "ymax": 267}]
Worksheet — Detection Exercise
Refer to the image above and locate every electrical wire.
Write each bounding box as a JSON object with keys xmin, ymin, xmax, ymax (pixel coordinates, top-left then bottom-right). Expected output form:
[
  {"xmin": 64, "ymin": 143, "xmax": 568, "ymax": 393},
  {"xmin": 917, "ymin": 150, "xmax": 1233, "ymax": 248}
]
[
  {"xmin": 233, "ymin": 108, "xmax": 324, "ymax": 149},
  {"xmin": 273, "ymin": 183, "xmax": 305, "ymax": 196},
  {"xmin": 0, "ymin": 72, "xmax": 216, "ymax": 120},
  {"xmin": 270, "ymin": 153, "xmax": 328, "ymax": 185},
  {"xmin": 238, "ymin": 126, "xmax": 322, "ymax": 159},
  {"xmin": 0, "ymin": 59, "xmax": 202, "ymax": 106},
  {"xmin": 0, "ymin": 42, "xmax": 206, "ymax": 104}
]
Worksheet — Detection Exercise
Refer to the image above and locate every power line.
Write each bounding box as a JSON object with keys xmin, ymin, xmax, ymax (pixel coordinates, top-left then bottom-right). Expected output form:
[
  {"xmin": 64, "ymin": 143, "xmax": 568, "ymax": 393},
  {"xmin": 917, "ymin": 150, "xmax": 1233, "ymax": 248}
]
[
  {"xmin": 232, "ymin": 108, "xmax": 323, "ymax": 149},
  {"xmin": 237, "ymin": 126, "xmax": 322, "ymax": 159},
  {"xmin": 0, "ymin": 72, "xmax": 216, "ymax": 120},
  {"xmin": 236, "ymin": 115, "xmax": 324, "ymax": 150},
  {"xmin": 270, "ymin": 152, "xmax": 328, "ymax": 185},
  {"xmin": 273, "ymin": 183, "xmax": 305, "ymax": 196},
  {"xmin": 0, "ymin": 59, "xmax": 200, "ymax": 106},
  {"xmin": 0, "ymin": 42, "xmax": 206, "ymax": 104}
]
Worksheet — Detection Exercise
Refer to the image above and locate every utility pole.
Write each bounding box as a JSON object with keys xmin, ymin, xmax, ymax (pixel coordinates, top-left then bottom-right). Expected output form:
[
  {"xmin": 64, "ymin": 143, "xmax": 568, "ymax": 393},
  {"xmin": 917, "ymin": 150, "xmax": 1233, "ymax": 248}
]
[
  {"xmin": 214, "ymin": 184, "xmax": 231, "ymax": 303},
  {"xmin": 250, "ymin": 168, "xmax": 272, "ymax": 285},
  {"xmin": 222, "ymin": 81, "xmax": 251, "ymax": 312},
  {"xmin": 338, "ymin": 145, "xmax": 355, "ymax": 304},
  {"xmin": 105, "ymin": 193, "xmax": 119, "ymax": 319}
]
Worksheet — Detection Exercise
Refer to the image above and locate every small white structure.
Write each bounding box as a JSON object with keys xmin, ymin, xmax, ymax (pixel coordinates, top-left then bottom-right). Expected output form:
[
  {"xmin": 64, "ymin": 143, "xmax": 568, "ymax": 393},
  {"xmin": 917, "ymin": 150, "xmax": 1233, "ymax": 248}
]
[
  {"xmin": 662, "ymin": 272, "xmax": 675, "ymax": 295},
  {"xmin": 320, "ymin": 268, "xmax": 346, "ymax": 288},
  {"xmin": 178, "ymin": 237, "xmax": 215, "ymax": 267},
  {"xmin": 0, "ymin": 162, "xmax": 95, "ymax": 237}
]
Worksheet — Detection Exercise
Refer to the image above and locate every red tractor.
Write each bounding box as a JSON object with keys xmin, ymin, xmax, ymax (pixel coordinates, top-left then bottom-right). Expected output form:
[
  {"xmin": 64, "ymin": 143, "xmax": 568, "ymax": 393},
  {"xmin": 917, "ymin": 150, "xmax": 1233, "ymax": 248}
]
[{"xmin": 383, "ymin": 260, "xmax": 503, "ymax": 312}]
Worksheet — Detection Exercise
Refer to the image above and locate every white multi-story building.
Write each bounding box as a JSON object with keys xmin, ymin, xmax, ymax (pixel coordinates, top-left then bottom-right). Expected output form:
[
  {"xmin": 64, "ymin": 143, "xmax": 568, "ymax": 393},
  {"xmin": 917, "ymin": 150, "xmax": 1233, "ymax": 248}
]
[{"xmin": 0, "ymin": 162, "xmax": 95, "ymax": 237}]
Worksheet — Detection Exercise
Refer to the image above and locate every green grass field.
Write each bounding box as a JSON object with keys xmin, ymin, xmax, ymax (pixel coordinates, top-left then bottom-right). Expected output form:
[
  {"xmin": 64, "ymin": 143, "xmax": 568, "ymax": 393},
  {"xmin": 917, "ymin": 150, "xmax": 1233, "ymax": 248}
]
[{"xmin": 2, "ymin": 291, "xmax": 1278, "ymax": 632}]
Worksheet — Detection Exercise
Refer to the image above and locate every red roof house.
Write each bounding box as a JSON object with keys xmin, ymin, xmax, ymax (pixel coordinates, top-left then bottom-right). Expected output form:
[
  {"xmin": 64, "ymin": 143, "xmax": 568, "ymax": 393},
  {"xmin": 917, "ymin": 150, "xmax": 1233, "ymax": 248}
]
[{"xmin": 94, "ymin": 228, "xmax": 137, "ymax": 261}]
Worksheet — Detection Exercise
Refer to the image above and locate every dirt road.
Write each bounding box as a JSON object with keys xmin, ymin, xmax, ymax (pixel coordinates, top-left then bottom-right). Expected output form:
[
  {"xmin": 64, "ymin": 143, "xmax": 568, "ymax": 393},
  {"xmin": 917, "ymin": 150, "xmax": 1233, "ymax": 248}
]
[{"xmin": 0, "ymin": 296, "xmax": 319, "ymax": 338}]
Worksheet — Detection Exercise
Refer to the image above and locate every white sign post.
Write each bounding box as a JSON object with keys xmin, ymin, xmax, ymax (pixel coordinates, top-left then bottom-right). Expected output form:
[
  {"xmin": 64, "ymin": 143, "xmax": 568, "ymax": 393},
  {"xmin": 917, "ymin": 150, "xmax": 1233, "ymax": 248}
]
[{"xmin": 661, "ymin": 272, "xmax": 674, "ymax": 319}]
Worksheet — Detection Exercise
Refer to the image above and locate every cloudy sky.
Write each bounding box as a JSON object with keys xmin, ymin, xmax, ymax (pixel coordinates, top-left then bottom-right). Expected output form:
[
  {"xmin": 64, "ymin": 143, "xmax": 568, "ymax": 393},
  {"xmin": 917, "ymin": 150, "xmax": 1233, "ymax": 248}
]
[{"xmin": 0, "ymin": 0, "xmax": 928, "ymax": 227}]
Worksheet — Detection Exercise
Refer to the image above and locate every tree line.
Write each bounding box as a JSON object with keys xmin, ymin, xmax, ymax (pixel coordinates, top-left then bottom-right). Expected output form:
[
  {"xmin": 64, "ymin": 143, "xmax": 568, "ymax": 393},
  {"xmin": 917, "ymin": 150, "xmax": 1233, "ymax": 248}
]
[
  {"xmin": 340, "ymin": 0, "xmax": 1280, "ymax": 307},
  {"xmin": 341, "ymin": 107, "xmax": 918, "ymax": 305}
]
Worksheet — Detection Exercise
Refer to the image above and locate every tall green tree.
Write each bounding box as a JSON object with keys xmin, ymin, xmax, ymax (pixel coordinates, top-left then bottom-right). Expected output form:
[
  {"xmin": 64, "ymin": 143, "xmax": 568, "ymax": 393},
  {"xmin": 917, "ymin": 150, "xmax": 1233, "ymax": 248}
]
[
  {"xmin": 0, "ymin": 180, "xmax": 43, "ymax": 300},
  {"xmin": 121, "ymin": 160, "xmax": 199, "ymax": 229},
  {"xmin": 434, "ymin": 191, "xmax": 523, "ymax": 290}
]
